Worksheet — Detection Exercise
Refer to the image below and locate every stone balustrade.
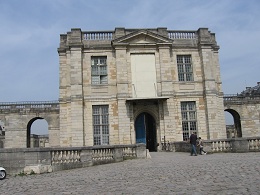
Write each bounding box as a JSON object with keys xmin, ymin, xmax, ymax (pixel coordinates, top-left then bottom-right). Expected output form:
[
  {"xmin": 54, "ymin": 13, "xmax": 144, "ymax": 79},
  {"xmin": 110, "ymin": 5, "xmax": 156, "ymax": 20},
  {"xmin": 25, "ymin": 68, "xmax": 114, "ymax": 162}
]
[
  {"xmin": 165, "ymin": 137, "xmax": 260, "ymax": 153},
  {"xmin": 0, "ymin": 101, "xmax": 59, "ymax": 110},
  {"xmin": 211, "ymin": 140, "xmax": 232, "ymax": 152},
  {"xmin": 248, "ymin": 138, "xmax": 260, "ymax": 151},
  {"xmin": 224, "ymin": 94, "xmax": 260, "ymax": 104},
  {"xmin": 168, "ymin": 31, "xmax": 197, "ymax": 39},
  {"xmin": 0, "ymin": 144, "xmax": 147, "ymax": 175},
  {"xmin": 83, "ymin": 31, "xmax": 114, "ymax": 40},
  {"xmin": 82, "ymin": 30, "xmax": 198, "ymax": 41}
]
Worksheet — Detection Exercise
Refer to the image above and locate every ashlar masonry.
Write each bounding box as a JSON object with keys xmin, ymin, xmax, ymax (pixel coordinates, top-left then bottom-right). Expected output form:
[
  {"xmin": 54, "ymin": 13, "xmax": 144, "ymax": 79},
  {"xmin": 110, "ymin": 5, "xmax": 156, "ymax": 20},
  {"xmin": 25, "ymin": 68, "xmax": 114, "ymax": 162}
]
[{"xmin": 58, "ymin": 27, "xmax": 226, "ymax": 151}]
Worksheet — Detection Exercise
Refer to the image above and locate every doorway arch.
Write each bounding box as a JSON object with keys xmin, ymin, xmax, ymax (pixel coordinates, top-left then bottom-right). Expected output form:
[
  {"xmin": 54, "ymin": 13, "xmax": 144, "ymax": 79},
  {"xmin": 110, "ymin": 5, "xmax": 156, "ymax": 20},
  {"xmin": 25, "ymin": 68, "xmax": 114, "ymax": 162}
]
[
  {"xmin": 225, "ymin": 109, "xmax": 242, "ymax": 138},
  {"xmin": 27, "ymin": 117, "xmax": 48, "ymax": 148},
  {"xmin": 135, "ymin": 112, "xmax": 157, "ymax": 151}
]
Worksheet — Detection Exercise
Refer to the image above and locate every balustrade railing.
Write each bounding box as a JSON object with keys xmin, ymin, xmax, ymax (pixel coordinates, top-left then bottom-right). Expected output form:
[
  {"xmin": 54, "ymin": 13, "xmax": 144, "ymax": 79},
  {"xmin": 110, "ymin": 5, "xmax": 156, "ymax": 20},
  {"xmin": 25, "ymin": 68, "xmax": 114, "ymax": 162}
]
[
  {"xmin": 168, "ymin": 31, "xmax": 197, "ymax": 39},
  {"xmin": 248, "ymin": 138, "xmax": 260, "ymax": 151},
  {"xmin": 123, "ymin": 146, "xmax": 137, "ymax": 158},
  {"xmin": 83, "ymin": 31, "xmax": 114, "ymax": 40},
  {"xmin": 51, "ymin": 150, "xmax": 81, "ymax": 164},
  {"xmin": 50, "ymin": 145, "xmax": 140, "ymax": 166},
  {"xmin": 92, "ymin": 148, "xmax": 114, "ymax": 162},
  {"xmin": 224, "ymin": 94, "xmax": 260, "ymax": 103},
  {"xmin": 0, "ymin": 144, "xmax": 147, "ymax": 175},
  {"xmin": 211, "ymin": 140, "xmax": 231, "ymax": 152},
  {"xmin": 168, "ymin": 137, "xmax": 260, "ymax": 153},
  {"xmin": 0, "ymin": 101, "xmax": 59, "ymax": 110}
]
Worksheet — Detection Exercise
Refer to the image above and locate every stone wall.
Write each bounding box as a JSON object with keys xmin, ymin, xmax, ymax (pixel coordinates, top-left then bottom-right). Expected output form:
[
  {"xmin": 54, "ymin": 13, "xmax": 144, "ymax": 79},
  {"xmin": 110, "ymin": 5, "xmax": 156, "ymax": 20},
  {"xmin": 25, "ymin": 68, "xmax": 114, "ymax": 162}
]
[
  {"xmin": 162, "ymin": 137, "xmax": 260, "ymax": 153},
  {"xmin": 0, "ymin": 144, "xmax": 147, "ymax": 175}
]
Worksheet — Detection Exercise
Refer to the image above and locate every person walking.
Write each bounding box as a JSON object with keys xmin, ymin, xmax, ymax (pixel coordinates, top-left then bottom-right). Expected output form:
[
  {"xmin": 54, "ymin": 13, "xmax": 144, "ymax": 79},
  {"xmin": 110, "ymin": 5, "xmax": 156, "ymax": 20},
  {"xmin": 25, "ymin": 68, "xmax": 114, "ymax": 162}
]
[
  {"xmin": 190, "ymin": 132, "xmax": 197, "ymax": 156},
  {"xmin": 197, "ymin": 137, "xmax": 207, "ymax": 155}
]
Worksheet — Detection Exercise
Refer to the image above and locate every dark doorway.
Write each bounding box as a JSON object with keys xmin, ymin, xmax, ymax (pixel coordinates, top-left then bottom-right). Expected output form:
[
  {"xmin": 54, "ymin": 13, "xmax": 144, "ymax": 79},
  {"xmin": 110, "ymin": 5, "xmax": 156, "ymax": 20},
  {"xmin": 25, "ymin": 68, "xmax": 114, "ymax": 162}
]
[{"xmin": 135, "ymin": 112, "xmax": 157, "ymax": 151}]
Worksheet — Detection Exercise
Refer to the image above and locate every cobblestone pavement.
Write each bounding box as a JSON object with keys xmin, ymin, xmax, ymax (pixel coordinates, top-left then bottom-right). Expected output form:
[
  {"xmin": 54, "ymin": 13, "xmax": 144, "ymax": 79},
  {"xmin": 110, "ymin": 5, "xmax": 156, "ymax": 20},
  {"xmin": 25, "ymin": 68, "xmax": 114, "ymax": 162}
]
[{"xmin": 1, "ymin": 152, "xmax": 260, "ymax": 195}]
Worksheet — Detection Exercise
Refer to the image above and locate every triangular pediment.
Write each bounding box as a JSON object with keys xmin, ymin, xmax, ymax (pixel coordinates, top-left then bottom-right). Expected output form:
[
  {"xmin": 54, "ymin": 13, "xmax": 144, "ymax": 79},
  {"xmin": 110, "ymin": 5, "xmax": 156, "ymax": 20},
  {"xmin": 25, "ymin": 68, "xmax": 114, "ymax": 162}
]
[{"xmin": 112, "ymin": 30, "xmax": 173, "ymax": 46}]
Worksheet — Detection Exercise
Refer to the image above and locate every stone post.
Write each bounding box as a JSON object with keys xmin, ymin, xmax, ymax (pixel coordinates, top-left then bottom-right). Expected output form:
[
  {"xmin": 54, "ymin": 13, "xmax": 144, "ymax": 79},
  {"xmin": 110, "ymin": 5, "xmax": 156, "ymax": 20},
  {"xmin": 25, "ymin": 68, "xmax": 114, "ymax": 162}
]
[
  {"xmin": 230, "ymin": 138, "xmax": 249, "ymax": 153},
  {"xmin": 136, "ymin": 144, "xmax": 147, "ymax": 158},
  {"xmin": 113, "ymin": 147, "xmax": 124, "ymax": 162}
]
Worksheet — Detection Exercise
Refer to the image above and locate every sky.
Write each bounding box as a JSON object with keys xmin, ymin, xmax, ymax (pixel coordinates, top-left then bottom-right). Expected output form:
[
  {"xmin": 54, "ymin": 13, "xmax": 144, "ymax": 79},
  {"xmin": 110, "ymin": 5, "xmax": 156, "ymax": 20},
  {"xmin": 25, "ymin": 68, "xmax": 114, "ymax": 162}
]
[{"xmin": 0, "ymin": 0, "xmax": 259, "ymax": 133}]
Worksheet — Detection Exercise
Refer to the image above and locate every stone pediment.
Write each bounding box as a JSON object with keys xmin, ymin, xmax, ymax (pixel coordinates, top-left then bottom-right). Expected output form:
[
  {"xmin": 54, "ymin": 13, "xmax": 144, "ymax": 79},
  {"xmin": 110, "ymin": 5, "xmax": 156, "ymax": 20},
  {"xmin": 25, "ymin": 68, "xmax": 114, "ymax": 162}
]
[{"xmin": 112, "ymin": 30, "xmax": 173, "ymax": 46}]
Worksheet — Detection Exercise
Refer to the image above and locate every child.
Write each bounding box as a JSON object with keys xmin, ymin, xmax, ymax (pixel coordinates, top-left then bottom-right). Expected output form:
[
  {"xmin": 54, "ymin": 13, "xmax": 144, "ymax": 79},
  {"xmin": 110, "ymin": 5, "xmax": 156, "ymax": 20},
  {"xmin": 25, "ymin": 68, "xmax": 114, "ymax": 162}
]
[{"xmin": 197, "ymin": 137, "xmax": 207, "ymax": 155}]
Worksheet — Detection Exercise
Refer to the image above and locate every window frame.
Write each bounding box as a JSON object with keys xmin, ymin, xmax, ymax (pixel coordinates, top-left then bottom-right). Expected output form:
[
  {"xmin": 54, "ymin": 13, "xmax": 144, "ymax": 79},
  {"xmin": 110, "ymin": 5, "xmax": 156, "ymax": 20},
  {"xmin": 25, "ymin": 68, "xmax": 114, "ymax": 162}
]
[
  {"xmin": 91, "ymin": 56, "xmax": 108, "ymax": 85},
  {"xmin": 180, "ymin": 101, "xmax": 197, "ymax": 141},
  {"xmin": 92, "ymin": 105, "xmax": 109, "ymax": 145},
  {"xmin": 177, "ymin": 55, "xmax": 194, "ymax": 82}
]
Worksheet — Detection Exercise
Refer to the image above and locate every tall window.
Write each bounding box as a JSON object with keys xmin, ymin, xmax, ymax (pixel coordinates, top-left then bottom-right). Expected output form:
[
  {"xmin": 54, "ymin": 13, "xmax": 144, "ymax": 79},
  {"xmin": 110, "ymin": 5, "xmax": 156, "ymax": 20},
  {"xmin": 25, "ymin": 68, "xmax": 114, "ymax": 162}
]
[
  {"xmin": 93, "ymin": 105, "xmax": 109, "ymax": 145},
  {"xmin": 177, "ymin": 55, "xmax": 193, "ymax": 81},
  {"xmin": 91, "ymin": 56, "xmax": 107, "ymax": 84},
  {"xmin": 181, "ymin": 102, "xmax": 197, "ymax": 141}
]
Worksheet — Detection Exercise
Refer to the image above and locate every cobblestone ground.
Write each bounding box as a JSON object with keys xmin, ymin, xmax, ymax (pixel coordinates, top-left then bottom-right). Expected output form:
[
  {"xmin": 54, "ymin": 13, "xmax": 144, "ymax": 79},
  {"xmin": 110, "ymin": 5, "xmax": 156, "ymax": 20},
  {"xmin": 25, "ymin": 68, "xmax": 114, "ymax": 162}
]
[{"xmin": 1, "ymin": 152, "xmax": 260, "ymax": 195}]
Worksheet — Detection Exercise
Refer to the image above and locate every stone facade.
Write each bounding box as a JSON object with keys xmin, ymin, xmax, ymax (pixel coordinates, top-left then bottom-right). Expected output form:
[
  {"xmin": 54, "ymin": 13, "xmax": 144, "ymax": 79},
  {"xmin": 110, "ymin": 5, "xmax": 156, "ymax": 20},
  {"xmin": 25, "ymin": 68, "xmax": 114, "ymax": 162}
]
[
  {"xmin": 58, "ymin": 27, "xmax": 226, "ymax": 151},
  {"xmin": 0, "ymin": 102, "xmax": 59, "ymax": 148},
  {"xmin": 224, "ymin": 93, "xmax": 260, "ymax": 138}
]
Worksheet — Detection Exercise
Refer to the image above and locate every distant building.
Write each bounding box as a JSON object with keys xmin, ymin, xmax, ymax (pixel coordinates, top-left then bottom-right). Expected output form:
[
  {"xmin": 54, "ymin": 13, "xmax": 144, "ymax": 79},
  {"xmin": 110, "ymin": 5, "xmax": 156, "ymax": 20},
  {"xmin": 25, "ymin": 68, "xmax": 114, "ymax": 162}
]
[
  {"xmin": 58, "ymin": 27, "xmax": 226, "ymax": 151},
  {"xmin": 30, "ymin": 134, "xmax": 49, "ymax": 148}
]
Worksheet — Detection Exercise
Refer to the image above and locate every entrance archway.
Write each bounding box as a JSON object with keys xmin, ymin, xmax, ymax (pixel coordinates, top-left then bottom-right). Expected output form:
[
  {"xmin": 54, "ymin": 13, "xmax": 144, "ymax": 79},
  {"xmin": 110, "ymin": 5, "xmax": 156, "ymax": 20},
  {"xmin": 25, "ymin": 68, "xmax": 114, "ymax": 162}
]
[
  {"xmin": 225, "ymin": 109, "xmax": 242, "ymax": 138},
  {"xmin": 135, "ymin": 112, "xmax": 157, "ymax": 151},
  {"xmin": 27, "ymin": 117, "xmax": 48, "ymax": 148}
]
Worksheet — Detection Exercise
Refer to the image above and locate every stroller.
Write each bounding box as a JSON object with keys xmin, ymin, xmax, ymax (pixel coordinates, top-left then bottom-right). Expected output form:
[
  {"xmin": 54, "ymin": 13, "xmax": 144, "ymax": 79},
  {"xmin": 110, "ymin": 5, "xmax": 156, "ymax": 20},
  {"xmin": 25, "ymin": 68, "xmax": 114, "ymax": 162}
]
[{"xmin": 0, "ymin": 167, "xmax": 6, "ymax": 180}]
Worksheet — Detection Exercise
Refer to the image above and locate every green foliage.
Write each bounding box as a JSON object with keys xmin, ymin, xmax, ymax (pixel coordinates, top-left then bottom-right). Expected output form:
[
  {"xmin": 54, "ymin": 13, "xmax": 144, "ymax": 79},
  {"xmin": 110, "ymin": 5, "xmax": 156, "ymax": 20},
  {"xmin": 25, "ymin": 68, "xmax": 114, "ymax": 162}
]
[{"xmin": 15, "ymin": 170, "xmax": 36, "ymax": 177}]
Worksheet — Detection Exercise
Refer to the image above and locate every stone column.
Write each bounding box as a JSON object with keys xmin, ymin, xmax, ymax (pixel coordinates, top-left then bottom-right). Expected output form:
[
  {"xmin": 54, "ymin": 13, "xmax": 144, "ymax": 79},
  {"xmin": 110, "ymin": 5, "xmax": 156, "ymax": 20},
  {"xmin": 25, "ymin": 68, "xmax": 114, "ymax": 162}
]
[
  {"xmin": 114, "ymin": 45, "xmax": 130, "ymax": 144},
  {"xmin": 58, "ymin": 29, "xmax": 85, "ymax": 146},
  {"xmin": 198, "ymin": 28, "xmax": 226, "ymax": 140}
]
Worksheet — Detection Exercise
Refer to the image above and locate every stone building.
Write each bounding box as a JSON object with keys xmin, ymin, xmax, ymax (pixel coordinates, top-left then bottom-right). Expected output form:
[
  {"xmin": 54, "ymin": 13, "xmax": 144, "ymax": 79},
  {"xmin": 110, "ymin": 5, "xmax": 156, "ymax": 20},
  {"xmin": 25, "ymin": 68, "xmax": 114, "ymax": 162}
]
[{"xmin": 58, "ymin": 27, "xmax": 226, "ymax": 151}]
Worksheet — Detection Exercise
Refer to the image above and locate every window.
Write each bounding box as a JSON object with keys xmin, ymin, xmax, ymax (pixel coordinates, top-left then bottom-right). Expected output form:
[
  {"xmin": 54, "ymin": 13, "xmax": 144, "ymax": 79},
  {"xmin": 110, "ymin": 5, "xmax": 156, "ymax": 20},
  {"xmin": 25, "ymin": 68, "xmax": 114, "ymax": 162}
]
[
  {"xmin": 181, "ymin": 102, "xmax": 197, "ymax": 141},
  {"xmin": 92, "ymin": 105, "xmax": 109, "ymax": 145},
  {"xmin": 177, "ymin": 55, "xmax": 193, "ymax": 81},
  {"xmin": 91, "ymin": 56, "xmax": 107, "ymax": 84}
]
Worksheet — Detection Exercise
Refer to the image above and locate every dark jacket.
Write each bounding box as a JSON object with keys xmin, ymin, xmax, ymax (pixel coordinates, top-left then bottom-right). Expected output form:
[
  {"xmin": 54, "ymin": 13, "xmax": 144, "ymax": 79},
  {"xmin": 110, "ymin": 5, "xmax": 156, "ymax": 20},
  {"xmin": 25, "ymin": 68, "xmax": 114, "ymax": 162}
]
[{"xmin": 190, "ymin": 134, "xmax": 197, "ymax": 145}]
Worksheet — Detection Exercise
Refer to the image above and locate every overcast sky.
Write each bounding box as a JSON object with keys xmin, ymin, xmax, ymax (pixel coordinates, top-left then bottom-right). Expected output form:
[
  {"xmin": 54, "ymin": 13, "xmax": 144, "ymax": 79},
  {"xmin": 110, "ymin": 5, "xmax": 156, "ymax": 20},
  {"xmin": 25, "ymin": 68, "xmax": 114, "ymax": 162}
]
[
  {"xmin": 1, "ymin": 0, "xmax": 259, "ymax": 102},
  {"xmin": 0, "ymin": 0, "xmax": 259, "ymax": 133}
]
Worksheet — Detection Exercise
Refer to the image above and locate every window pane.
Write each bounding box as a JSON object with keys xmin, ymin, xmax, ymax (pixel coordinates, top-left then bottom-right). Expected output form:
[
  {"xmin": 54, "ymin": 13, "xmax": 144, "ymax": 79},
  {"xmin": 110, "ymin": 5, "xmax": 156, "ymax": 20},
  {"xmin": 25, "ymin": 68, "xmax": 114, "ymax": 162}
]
[
  {"xmin": 91, "ymin": 56, "xmax": 107, "ymax": 85},
  {"xmin": 188, "ymin": 103, "xmax": 195, "ymax": 110},
  {"xmin": 190, "ymin": 121, "xmax": 197, "ymax": 130},
  {"xmin": 102, "ymin": 115, "xmax": 108, "ymax": 124},
  {"xmin": 181, "ymin": 102, "xmax": 197, "ymax": 140},
  {"xmin": 186, "ymin": 73, "xmax": 193, "ymax": 81},
  {"xmin": 94, "ymin": 126, "xmax": 100, "ymax": 134},
  {"xmin": 92, "ymin": 58, "xmax": 98, "ymax": 66},
  {"xmin": 91, "ymin": 66, "xmax": 99, "ymax": 75},
  {"xmin": 185, "ymin": 64, "xmax": 192, "ymax": 72},
  {"xmin": 93, "ymin": 106, "xmax": 100, "ymax": 114},
  {"xmin": 99, "ymin": 58, "xmax": 107, "ymax": 65},
  {"xmin": 93, "ymin": 105, "xmax": 109, "ymax": 145},
  {"xmin": 177, "ymin": 56, "xmax": 183, "ymax": 63},
  {"xmin": 181, "ymin": 112, "xmax": 188, "ymax": 120},
  {"xmin": 181, "ymin": 103, "xmax": 187, "ymax": 111},
  {"xmin": 100, "ymin": 76, "xmax": 108, "ymax": 84},
  {"xmin": 102, "ymin": 126, "xmax": 109, "ymax": 134},
  {"xmin": 102, "ymin": 135, "xmax": 109, "ymax": 145},
  {"xmin": 93, "ymin": 115, "xmax": 100, "ymax": 125},
  {"xmin": 177, "ymin": 64, "xmax": 184, "ymax": 73},
  {"xmin": 92, "ymin": 76, "xmax": 100, "ymax": 84},
  {"xmin": 178, "ymin": 74, "xmax": 184, "ymax": 81},
  {"xmin": 184, "ymin": 56, "xmax": 191, "ymax": 63},
  {"xmin": 189, "ymin": 112, "xmax": 196, "ymax": 120},
  {"xmin": 177, "ymin": 55, "xmax": 193, "ymax": 82},
  {"xmin": 94, "ymin": 136, "xmax": 101, "ymax": 145},
  {"xmin": 100, "ymin": 66, "xmax": 107, "ymax": 75}
]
